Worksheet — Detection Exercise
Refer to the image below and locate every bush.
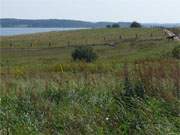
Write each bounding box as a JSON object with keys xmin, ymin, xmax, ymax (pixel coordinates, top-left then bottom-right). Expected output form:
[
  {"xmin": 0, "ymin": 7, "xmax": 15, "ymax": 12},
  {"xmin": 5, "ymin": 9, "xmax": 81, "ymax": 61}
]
[
  {"xmin": 172, "ymin": 45, "xmax": 180, "ymax": 59},
  {"xmin": 106, "ymin": 24, "xmax": 120, "ymax": 28},
  {"xmin": 130, "ymin": 21, "xmax": 142, "ymax": 28},
  {"xmin": 106, "ymin": 25, "xmax": 111, "ymax": 28},
  {"xmin": 112, "ymin": 23, "xmax": 120, "ymax": 28},
  {"xmin": 72, "ymin": 46, "xmax": 97, "ymax": 62}
]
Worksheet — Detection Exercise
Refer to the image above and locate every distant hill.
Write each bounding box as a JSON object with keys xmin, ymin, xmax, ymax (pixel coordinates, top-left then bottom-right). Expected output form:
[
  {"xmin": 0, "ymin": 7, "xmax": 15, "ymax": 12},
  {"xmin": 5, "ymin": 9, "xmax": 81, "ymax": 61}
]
[
  {"xmin": 0, "ymin": 19, "xmax": 179, "ymax": 28},
  {"xmin": 0, "ymin": 18, "xmax": 131, "ymax": 28}
]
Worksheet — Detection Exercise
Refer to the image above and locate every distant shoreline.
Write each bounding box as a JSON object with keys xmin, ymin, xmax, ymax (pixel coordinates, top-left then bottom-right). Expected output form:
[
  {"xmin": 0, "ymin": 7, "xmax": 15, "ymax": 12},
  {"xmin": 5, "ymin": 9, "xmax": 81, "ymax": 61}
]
[
  {"xmin": 1, "ymin": 18, "xmax": 180, "ymax": 29},
  {"xmin": 0, "ymin": 27, "xmax": 89, "ymax": 36}
]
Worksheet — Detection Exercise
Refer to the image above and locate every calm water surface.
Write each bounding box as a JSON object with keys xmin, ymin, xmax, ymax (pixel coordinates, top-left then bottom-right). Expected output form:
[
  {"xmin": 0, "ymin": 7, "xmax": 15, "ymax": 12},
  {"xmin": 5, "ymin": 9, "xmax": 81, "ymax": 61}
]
[{"xmin": 0, "ymin": 28, "xmax": 87, "ymax": 36}]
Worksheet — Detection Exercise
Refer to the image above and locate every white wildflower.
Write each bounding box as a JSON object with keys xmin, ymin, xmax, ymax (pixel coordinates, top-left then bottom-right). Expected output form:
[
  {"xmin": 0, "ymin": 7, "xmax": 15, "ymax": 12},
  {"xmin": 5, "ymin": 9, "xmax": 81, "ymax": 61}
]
[{"xmin": 105, "ymin": 117, "xmax": 109, "ymax": 121}]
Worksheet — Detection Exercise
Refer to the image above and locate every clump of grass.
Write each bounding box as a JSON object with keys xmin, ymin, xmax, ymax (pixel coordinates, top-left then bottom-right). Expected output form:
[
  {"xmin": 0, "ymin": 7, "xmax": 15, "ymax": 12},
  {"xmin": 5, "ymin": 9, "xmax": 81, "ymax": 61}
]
[{"xmin": 172, "ymin": 45, "xmax": 180, "ymax": 59}]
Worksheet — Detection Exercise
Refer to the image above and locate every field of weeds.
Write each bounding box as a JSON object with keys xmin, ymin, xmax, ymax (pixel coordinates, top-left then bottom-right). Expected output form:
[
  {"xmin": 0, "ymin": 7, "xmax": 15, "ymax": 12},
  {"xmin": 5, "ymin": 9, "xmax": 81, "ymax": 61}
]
[{"xmin": 0, "ymin": 28, "xmax": 180, "ymax": 134}]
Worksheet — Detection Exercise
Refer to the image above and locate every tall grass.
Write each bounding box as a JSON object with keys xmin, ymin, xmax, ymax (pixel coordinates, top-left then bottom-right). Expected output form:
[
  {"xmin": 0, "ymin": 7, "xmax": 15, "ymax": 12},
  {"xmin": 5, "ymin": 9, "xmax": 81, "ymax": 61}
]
[
  {"xmin": 0, "ymin": 28, "xmax": 180, "ymax": 134},
  {"xmin": 1, "ymin": 59, "xmax": 180, "ymax": 134}
]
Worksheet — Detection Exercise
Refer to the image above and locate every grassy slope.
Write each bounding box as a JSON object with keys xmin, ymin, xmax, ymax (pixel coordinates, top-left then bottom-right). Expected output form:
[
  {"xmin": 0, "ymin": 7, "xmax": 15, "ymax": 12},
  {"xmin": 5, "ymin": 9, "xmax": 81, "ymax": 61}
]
[
  {"xmin": 0, "ymin": 28, "xmax": 178, "ymax": 71},
  {"xmin": 1, "ymin": 28, "xmax": 164, "ymax": 48},
  {"xmin": 0, "ymin": 28, "xmax": 180, "ymax": 135}
]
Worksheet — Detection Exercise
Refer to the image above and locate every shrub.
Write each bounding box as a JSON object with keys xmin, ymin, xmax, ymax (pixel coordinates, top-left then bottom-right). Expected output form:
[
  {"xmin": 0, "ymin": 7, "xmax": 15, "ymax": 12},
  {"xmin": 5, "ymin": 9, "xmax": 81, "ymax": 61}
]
[
  {"xmin": 123, "ymin": 77, "xmax": 145, "ymax": 99},
  {"xmin": 134, "ymin": 81, "xmax": 145, "ymax": 99},
  {"xmin": 124, "ymin": 76, "xmax": 134, "ymax": 97},
  {"xmin": 72, "ymin": 46, "xmax": 97, "ymax": 62},
  {"xmin": 106, "ymin": 25, "xmax": 111, "ymax": 28},
  {"xmin": 130, "ymin": 21, "xmax": 142, "ymax": 28},
  {"xmin": 112, "ymin": 23, "xmax": 120, "ymax": 28},
  {"xmin": 172, "ymin": 45, "xmax": 180, "ymax": 59}
]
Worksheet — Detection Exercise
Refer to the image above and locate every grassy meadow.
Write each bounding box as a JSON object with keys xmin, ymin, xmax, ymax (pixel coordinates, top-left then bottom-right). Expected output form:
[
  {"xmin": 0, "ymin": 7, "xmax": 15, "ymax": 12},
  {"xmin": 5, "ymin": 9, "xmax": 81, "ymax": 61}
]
[{"xmin": 0, "ymin": 28, "xmax": 180, "ymax": 135}]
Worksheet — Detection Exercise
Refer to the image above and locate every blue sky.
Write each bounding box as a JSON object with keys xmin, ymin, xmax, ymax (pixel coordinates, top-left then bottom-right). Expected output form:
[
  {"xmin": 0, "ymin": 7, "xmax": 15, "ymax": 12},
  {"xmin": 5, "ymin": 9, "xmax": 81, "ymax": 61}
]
[{"xmin": 1, "ymin": 0, "xmax": 180, "ymax": 23}]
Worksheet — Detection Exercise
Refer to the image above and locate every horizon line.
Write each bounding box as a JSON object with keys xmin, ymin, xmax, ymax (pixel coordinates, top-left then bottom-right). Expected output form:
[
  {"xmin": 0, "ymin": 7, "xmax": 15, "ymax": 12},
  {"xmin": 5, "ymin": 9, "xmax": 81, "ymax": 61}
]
[{"xmin": 0, "ymin": 18, "xmax": 180, "ymax": 24}]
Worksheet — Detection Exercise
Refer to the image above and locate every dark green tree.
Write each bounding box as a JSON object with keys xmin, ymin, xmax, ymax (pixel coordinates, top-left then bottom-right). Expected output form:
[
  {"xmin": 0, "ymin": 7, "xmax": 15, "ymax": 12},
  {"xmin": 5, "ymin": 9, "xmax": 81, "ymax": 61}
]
[
  {"xmin": 130, "ymin": 21, "xmax": 142, "ymax": 28},
  {"xmin": 106, "ymin": 25, "xmax": 111, "ymax": 28},
  {"xmin": 112, "ymin": 23, "xmax": 120, "ymax": 28}
]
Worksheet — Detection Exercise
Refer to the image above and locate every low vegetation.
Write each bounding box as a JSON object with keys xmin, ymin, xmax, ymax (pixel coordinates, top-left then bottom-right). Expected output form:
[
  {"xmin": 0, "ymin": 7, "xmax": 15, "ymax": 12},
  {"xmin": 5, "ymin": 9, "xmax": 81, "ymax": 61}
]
[
  {"xmin": 72, "ymin": 46, "xmax": 97, "ymax": 62},
  {"xmin": 172, "ymin": 45, "xmax": 180, "ymax": 59},
  {"xmin": 0, "ymin": 28, "xmax": 180, "ymax": 134},
  {"xmin": 106, "ymin": 23, "xmax": 120, "ymax": 28}
]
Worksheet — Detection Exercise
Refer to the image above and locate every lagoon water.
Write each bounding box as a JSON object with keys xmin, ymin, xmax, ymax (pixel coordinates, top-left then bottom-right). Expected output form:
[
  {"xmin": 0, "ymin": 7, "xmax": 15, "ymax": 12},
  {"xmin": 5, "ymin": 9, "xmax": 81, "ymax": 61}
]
[{"xmin": 0, "ymin": 28, "xmax": 86, "ymax": 36}]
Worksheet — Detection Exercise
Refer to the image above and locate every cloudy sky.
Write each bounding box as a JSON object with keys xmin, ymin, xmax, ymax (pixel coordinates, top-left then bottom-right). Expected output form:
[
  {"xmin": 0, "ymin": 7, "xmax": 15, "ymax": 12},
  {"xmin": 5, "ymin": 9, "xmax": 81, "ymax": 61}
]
[{"xmin": 1, "ymin": 0, "xmax": 180, "ymax": 23}]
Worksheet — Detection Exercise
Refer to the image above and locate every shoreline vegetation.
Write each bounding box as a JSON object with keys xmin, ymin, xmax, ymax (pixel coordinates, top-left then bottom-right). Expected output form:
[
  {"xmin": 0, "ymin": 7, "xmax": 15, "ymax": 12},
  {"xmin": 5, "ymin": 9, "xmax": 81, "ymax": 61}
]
[{"xmin": 0, "ymin": 28, "xmax": 180, "ymax": 134}]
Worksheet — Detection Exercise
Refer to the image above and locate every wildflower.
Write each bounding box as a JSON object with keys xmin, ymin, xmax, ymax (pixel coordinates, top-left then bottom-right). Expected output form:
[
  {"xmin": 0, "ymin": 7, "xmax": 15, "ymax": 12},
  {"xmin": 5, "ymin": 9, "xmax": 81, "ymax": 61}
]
[{"xmin": 105, "ymin": 117, "xmax": 109, "ymax": 121}]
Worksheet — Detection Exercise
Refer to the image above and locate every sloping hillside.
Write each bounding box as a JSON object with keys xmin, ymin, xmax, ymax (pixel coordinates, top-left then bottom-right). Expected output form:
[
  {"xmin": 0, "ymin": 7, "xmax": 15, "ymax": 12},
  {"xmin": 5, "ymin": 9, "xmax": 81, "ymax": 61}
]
[{"xmin": 0, "ymin": 28, "xmax": 180, "ymax": 135}]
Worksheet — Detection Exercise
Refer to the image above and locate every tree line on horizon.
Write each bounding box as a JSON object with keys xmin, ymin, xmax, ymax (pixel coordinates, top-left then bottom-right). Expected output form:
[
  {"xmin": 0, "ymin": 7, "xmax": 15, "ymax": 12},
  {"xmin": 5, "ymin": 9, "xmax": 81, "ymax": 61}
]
[{"xmin": 106, "ymin": 21, "xmax": 142, "ymax": 28}]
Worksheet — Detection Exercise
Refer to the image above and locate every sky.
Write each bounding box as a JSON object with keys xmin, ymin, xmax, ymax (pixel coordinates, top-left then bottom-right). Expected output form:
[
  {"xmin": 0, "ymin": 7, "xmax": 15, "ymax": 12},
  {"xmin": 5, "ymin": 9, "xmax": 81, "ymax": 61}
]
[{"xmin": 1, "ymin": 0, "xmax": 180, "ymax": 23}]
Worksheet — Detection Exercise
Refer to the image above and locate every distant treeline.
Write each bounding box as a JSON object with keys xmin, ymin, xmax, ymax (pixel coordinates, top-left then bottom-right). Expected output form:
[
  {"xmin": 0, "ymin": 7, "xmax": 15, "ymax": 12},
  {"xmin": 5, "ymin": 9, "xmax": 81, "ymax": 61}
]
[
  {"xmin": 0, "ymin": 19, "xmax": 131, "ymax": 28},
  {"xmin": 1, "ymin": 19, "xmax": 179, "ymax": 28}
]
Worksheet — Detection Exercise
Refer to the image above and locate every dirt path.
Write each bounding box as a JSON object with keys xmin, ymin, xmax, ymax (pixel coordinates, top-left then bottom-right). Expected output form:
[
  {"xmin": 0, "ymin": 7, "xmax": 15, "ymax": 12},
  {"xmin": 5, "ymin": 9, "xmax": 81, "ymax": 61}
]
[{"xmin": 164, "ymin": 29, "xmax": 180, "ymax": 41}]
